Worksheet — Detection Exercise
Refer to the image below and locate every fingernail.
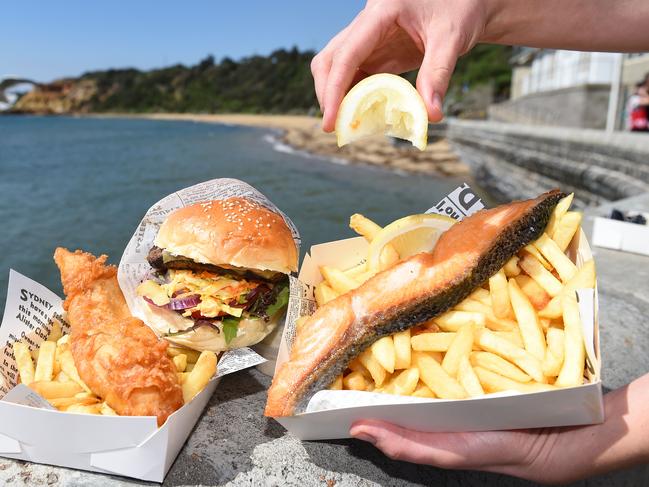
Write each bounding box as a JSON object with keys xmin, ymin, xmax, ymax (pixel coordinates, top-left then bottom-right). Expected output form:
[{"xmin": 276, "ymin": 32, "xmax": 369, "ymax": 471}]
[{"xmin": 353, "ymin": 433, "xmax": 377, "ymax": 445}]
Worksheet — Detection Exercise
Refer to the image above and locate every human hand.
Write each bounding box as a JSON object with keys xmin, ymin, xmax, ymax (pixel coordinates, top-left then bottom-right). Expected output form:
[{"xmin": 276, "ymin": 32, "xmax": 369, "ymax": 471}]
[
  {"xmin": 350, "ymin": 420, "xmax": 567, "ymax": 483},
  {"xmin": 311, "ymin": 0, "xmax": 491, "ymax": 130},
  {"xmin": 350, "ymin": 374, "xmax": 649, "ymax": 484}
]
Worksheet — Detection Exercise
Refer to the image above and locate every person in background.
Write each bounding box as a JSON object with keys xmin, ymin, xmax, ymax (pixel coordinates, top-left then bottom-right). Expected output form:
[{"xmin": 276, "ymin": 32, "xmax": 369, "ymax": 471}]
[
  {"xmin": 312, "ymin": 0, "xmax": 649, "ymax": 483},
  {"xmin": 627, "ymin": 77, "xmax": 649, "ymax": 131}
]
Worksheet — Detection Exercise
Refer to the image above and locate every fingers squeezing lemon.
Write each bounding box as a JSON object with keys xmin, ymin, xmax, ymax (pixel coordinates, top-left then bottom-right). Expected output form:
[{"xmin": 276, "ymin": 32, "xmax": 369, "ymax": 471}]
[{"xmin": 335, "ymin": 73, "xmax": 429, "ymax": 151}]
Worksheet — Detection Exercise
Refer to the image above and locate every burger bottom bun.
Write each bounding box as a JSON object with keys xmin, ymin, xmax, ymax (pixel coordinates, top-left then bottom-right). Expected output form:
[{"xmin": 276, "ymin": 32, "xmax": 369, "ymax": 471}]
[{"xmin": 141, "ymin": 304, "xmax": 282, "ymax": 353}]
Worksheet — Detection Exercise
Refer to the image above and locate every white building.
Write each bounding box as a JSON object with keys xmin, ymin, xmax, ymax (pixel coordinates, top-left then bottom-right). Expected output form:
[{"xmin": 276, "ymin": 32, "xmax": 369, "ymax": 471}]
[{"xmin": 497, "ymin": 49, "xmax": 649, "ymax": 129}]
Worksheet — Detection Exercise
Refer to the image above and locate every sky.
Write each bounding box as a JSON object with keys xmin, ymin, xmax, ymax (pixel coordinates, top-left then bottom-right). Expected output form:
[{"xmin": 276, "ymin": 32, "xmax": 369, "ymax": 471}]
[{"xmin": 2, "ymin": 1, "xmax": 365, "ymax": 82}]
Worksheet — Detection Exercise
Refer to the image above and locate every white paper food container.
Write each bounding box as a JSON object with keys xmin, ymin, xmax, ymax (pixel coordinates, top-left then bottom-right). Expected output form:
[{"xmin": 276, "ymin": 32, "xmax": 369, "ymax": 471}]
[
  {"xmin": 0, "ymin": 270, "xmax": 265, "ymax": 481},
  {"xmin": 272, "ymin": 188, "xmax": 603, "ymax": 441},
  {"xmin": 592, "ymin": 216, "xmax": 649, "ymax": 256}
]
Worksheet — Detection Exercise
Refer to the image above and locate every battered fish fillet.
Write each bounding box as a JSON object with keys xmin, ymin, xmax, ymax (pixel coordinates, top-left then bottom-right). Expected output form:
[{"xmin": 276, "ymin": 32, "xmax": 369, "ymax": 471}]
[
  {"xmin": 54, "ymin": 248, "xmax": 183, "ymax": 425},
  {"xmin": 265, "ymin": 190, "xmax": 565, "ymax": 417}
]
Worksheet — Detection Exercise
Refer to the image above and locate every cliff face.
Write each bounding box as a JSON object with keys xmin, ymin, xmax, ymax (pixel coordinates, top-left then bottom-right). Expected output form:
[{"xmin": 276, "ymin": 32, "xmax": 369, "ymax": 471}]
[
  {"xmin": 12, "ymin": 48, "xmax": 318, "ymax": 115},
  {"xmin": 13, "ymin": 79, "xmax": 97, "ymax": 114}
]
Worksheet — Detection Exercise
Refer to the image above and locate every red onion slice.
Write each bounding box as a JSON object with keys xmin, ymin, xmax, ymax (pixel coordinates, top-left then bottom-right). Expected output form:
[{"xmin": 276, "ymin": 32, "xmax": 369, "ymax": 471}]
[{"xmin": 168, "ymin": 294, "xmax": 201, "ymax": 310}]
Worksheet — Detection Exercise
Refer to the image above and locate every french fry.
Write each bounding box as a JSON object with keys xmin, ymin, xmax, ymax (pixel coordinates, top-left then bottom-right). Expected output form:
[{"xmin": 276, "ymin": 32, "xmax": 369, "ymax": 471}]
[
  {"xmin": 349, "ymin": 214, "xmax": 400, "ymax": 270},
  {"xmin": 542, "ymin": 327, "xmax": 565, "ymax": 377},
  {"xmin": 503, "ymin": 256, "xmax": 521, "ymax": 277},
  {"xmin": 412, "ymin": 382, "xmax": 436, "ymax": 398},
  {"xmin": 358, "ymin": 349, "xmax": 387, "ymax": 387},
  {"xmin": 383, "ymin": 367, "xmax": 419, "ymax": 396},
  {"xmin": 177, "ymin": 372, "xmax": 188, "ymax": 384},
  {"xmin": 470, "ymin": 351, "xmax": 531, "ymax": 383},
  {"xmin": 343, "ymin": 371, "xmax": 368, "ymax": 391},
  {"xmin": 457, "ymin": 356, "xmax": 484, "ymax": 397},
  {"xmin": 413, "ymin": 352, "xmax": 467, "ymax": 399},
  {"xmin": 523, "ymin": 244, "xmax": 553, "ymax": 270},
  {"xmin": 55, "ymin": 371, "xmax": 70, "ymax": 383},
  {"xmin": 508, "ymin": 279, "xmax": 546, "ymax": 360},
  {"xmin": 474, "ymin": 367, "xmax": 555, "ymax": 394},
  {"xmin": 435, "ymin": 310, "xmax": 485, "ymax": 332},
  {"xmin": 50, "ymin": 396, "xmax": 100, "ymax": 409},
  {"xmin": 348, "ymin": 358, "xmax": 372, "ymax": 379},
  {"xmin": 495, "ymin": 329, "xmax": 524, "ymax": 348},
  {"xmin": 30, "ymin": 380, "xmax": 83, "ymax": 399},
  {"xmin": 329, "ymin": 375, "xmax": 343, "ymax": 390},
  {"xmin": 489, "ymin": 269, "xmax": 513, "ymax": 319},
  {"xmin": 411, "ymin": 332, "xmax": 457, "ymax": 352},
  {"xmin": 469, "ymin": 288, "xmax": 492, "ymax": 306},
  {"xmin": 533, "ymin": 233, "xmax": 578, "ymax": 282},
  {"xmin": 58, "ymin": 350, "xmax": 91, "ymax": 393},
  {"xmin": 539, "ymin": 260, "xmax": 596, "ymax": 319},
  {"xmin": 371, "ymin": 336, "xmax": 396, "ymax": 373},
  {"xmin": 315, "ymin": 282, "xmax": 339, "ymax": 307},
  {"xmin": 65, "ymin": 404, "xmax": 101, "ymax": 415},
  {"xmin": 13, "ymin": 342, "xmax": 35, "ymax": 386},
  {"xmin": 474, "ymin": 329, "xmax": 546, "ymax": 383},
  {"xmin": 514, "ymin": 275, "xmax": 551, "ymax": 310},
  {"xmin": 454, "ymin": 299, "xmax": 516, "ymax": 331},
  {"xmin": 182, "ymin": 351, "xmax": 217, "ymax": 403},
  {"xmin": 100, "ymin": 402, "xmax": 117, "ymax": 416},
  {"xmin": 48, "ymin": 321, "xmax": 63, "ymax": 342},
  {"xmin": 441, "ymin": 324, "xmax": 474, "ymax": 377},
  {"xmin": 166, "ymin": 345, "xmax": 201, "ymax": 364},
  {"xmin": 320, "ymin": 266, "xmax": 361, "ymax": 294},
  {"xmin": 393, "ymin": 329, "xmax": 411, "ymax": 369},
  {"xmin": 173, "ymin": 354, "xmax": 187, "ymax": 373},
  {"xmin": 553, "ymin": 211, "xmax": 582, "ymax": 252},
  {"xmin": 34, "ymin": 341, "xmax": 56, "ymax": 382},
  {"xmin": 555, "ymin": 296, "xmax": 586, "ymax": 387},
  {"xmin": 520, "ymin": 255, "xmax": 563, "ymax": 297},
  {"xmin": 546, "ymin": 193, "xmax": 574, "ymax": 238},
  {"xmin": 343, "ymin": 261, "xmax": 367, "ymax": 278},
  {"xmin": 349, "ymin": 213, "xmax": 383, "ymax": 240}
]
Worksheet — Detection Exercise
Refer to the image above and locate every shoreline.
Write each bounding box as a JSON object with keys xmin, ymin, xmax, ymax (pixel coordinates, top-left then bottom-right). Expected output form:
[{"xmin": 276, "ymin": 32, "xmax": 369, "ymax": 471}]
[{"xmin": 102, "ymin": 113, "xmax": 469, "ymax": 177}]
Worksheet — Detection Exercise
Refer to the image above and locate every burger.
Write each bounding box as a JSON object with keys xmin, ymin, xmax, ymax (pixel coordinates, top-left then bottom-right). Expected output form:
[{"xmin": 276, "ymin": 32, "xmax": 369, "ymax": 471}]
[{"xmin": 136, "ymin": 197, "xmax": 297, "ymax": 352}]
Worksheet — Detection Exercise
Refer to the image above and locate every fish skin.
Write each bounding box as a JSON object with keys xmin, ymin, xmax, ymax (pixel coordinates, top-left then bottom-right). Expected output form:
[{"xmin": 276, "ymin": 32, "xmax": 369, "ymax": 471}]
[{"xmin": 265, "ymin": 190, "xmax": 566, "ymax": 417}]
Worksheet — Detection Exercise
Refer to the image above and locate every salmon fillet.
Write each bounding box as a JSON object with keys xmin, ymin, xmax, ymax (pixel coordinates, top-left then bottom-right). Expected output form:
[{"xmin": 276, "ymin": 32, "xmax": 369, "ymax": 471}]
[{"xmin": 265, "ymin": 190, "xmax": 565, "ymax": 417}]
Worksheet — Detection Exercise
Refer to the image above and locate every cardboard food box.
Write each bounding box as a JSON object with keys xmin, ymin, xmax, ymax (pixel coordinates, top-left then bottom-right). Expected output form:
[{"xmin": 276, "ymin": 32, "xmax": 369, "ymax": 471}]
[
  {"xmin": 591, "ymin": 216, "xmax": 649, "ymax": 256},
  {"xmin": 0, "ymin": 178, "xmax": 297, "ymax": 481},
  {"xmin": 273, "ymin": 187, "xmax": 603, "ymax": 440},
  {"xmin": 0, "ymin": 270, "xmax": 265, "ymax": 481}
]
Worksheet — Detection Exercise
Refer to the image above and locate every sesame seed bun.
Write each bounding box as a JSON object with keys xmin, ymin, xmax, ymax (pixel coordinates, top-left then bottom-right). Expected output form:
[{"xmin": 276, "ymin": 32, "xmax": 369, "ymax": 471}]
[{"xmin": 155, "ymin": 197, "xmax": 298, "ymax": 274}]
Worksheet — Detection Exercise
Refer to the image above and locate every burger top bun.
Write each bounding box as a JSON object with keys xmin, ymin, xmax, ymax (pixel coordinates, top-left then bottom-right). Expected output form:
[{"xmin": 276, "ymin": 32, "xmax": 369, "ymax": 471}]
[{"xmin": 155, "ymin": 197, "xmax": 298, "ymax": 274}]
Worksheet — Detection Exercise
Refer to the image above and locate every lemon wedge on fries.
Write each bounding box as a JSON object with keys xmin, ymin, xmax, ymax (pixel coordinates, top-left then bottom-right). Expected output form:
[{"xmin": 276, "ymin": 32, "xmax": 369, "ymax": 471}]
[
  {"xmin": 335, "ymin": 73, "xmax": 429, "ymax": 150},
  {"xmin": 367, "ymin": 213, "xmax": 455, "ymax": 271}
]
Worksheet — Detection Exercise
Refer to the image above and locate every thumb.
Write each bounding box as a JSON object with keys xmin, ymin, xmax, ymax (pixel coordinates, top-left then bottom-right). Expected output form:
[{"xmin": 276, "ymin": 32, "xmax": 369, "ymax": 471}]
[{"xmin": 416, "ymin": 39, "xmax": 459, "ymax": 122}]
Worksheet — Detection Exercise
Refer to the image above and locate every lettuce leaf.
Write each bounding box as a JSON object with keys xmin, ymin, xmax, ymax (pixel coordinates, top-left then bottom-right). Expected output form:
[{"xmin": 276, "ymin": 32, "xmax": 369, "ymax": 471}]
[
  {"xmin": 222, "ymin": 317, "xmax": 240, "ymax": 344},
  {"xmin": 264, "ymin": 285, "xmax": 289, "ymax": 317}
]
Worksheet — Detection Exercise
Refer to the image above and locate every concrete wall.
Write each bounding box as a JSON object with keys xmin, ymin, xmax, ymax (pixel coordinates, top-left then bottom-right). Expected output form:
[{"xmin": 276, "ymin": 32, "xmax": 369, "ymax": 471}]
[
  {"xmin": 433, "ymin": 120, "xmax": 649, "ymax": 206},
  {"xmin": 489, "ymin": 84, "xmax": 611, "ymax": 129}
]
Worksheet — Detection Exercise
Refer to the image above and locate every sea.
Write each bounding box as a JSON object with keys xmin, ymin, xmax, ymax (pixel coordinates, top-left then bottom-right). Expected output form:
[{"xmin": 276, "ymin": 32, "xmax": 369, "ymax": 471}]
[{"xmin": 0, "ymin": 115, "xmax": 493, "ymax": 315}]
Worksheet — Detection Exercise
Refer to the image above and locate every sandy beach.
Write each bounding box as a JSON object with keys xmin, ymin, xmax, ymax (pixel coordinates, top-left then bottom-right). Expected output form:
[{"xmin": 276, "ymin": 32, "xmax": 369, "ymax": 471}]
[{"xmin": 142, "ymin": 113, "xmax": 468, "ymax": 177}]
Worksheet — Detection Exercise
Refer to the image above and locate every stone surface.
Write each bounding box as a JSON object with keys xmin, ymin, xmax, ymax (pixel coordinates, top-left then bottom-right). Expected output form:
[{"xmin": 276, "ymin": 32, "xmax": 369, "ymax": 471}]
[
  {"xmin": 444, "ymin": 119, "xmax": 649, "ymax": 206},
  {"xmin": 1, "ymin": 197, "xmax": 648, "ymax": 487}
]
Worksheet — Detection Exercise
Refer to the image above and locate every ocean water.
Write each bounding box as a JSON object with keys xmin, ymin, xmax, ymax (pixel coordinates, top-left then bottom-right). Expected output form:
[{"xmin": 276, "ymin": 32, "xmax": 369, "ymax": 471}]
[{"xmin": 0, "ymin": 115, "xmax": 492, "ymax": 313}]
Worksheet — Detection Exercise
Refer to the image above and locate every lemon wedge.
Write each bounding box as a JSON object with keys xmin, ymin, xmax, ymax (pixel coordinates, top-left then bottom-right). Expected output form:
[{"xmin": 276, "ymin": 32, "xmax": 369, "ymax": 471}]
[
  {"xmin": 335, "ymin": 73, "xmax": 428, "ymax": 150},
  {"xmin": 367, "ymin": 213, "xmax": 456, "ymax": 272}
]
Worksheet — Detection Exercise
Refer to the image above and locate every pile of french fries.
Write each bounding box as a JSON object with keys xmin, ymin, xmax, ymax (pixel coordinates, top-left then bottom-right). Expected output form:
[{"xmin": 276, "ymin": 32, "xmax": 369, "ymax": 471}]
[
  {"xmin": 310, "ymin": 194, "xmax": 595, "ymax": 399},
  {"xmin": 12, "ymin": 323, "xmax": 217, "ymax": 416}
]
